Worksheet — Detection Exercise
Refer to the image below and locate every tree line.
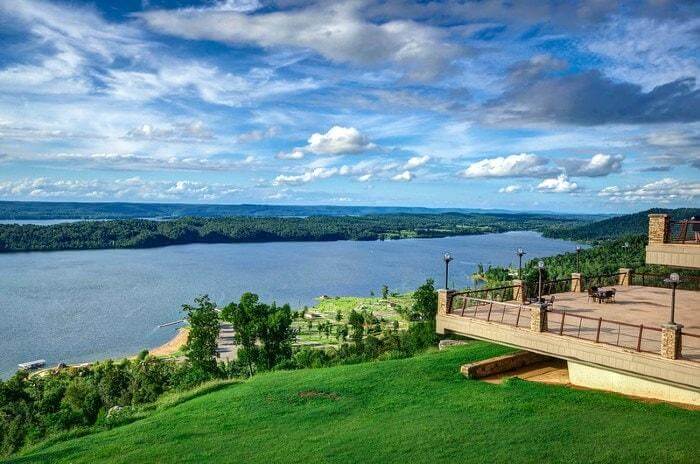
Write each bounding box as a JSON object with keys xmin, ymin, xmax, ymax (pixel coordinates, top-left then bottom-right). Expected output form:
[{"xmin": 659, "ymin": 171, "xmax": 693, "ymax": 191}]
[{"xmin": 0, "ymin": 213, "xmax": 585, "ymax": 252}]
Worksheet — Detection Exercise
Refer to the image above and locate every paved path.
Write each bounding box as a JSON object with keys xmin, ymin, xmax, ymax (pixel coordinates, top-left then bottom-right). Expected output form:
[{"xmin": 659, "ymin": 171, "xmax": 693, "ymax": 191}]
[{"xmin": 216, "ymin": 322, "xmax": 238, "ymax": 361}]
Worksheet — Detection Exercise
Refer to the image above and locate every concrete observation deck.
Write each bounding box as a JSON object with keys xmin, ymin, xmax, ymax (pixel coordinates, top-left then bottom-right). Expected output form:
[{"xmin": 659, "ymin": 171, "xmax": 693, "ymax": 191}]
[{"xmin": 437, "ymin": 282, "xmax": 700, "ymax": 405}]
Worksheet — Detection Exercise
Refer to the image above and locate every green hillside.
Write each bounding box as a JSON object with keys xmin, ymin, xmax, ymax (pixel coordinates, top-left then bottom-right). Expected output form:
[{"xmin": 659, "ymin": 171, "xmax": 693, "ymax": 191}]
[
  {"xmin": 543, "ymin": 208, "xmax": 700, "ymax": 241},
  {"xmin": 7, "ymin": 343, "xmax": 698, "ymax": 464}
]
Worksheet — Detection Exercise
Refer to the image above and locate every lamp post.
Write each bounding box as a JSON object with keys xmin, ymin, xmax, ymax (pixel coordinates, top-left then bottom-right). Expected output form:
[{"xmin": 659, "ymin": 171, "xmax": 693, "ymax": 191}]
[
  {"xmin": 516, "ymin": 248, "xmax": 526, "ymax": 279},
  {"xmin": 622, "ymin": 241, "xmax": 630, "ymax": 268},
  {"xmin": 443, "ymin": 252, "xmax": 453, "ymax": 290},
  {"xmin": 537, "ymin": 260, "xmax": 545, "ymax": 302},
  {"xmin": 575, "ymin": 245, "xmax": 581, "ymax": 273},
  {"xmin": 664, "ymin": 273, "xmax": 681, "ymax": 324}
]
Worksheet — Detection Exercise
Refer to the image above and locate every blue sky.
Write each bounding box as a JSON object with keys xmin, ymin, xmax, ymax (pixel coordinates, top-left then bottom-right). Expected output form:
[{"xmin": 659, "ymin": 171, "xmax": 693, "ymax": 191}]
[{"xmin": 0, "ymin": 0, "xmax": 698, "ymax": 213}]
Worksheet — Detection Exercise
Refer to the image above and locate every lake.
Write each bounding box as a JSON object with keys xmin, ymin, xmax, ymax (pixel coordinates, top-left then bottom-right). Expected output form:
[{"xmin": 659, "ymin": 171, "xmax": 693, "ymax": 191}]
[{"xmin": 0, "ymin": 231, "xmax": 581, "ymax": 377}]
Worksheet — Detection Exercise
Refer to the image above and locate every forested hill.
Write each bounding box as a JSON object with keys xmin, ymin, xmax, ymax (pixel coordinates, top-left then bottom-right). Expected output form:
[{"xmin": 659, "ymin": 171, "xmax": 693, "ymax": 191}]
[
  {"xmin": 0, "ymin": 213, "xmax": 586, "ymax": 252},
  {"xmin": 0, "ymin": 201, "xmax": 591, "ymax": 220},
  {"xmin": 542, "ymin": 208, "xmax": 700, "ymax": 241}
]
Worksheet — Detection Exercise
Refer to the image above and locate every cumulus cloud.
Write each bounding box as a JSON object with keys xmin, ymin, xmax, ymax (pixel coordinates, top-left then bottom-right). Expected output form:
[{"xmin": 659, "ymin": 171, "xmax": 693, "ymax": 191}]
[
  {"xmin": 537, "ymin": 175, "xmax": 578, "ymax": 193},
  {"xmin": 598, "ymin": 178, "xmax": 700, "ymax": 203},
  {"xmin": 272, "ymin": 167, "xmax": 339, "ymax": 185},
  {"xmin": 275, "ymin": 149, "xmax": 305, "ymax": 160},
  {"xmin": 306, "ymin": 126, "xmax": 376, "ymax": 156},
  {"xmin": 138, "ymin": 2, "xmax": 459, "ymax": 81},
  {"xmin": 0, "ymin": 177, "xmax": 242, "ymax": 201},
  {"xmin": 461, "ymin": 153, "xmax": 555, "ymax": 178},
  {"xmin": 392, "ymin": 170, "xmax": 414, "ymax": 182},
  {"xmin": 499, "ymin": 185, "xmax": 521, "ymax": 193},
  {"xmin": 278, "ymin": 126, "xmax": 377, "ymax": 159},
  {"xmin": 561, "ymin": 153, "xmax": 624, "ymax": 177},
  {"xmin": 404, "ymin": 155, "xmax": 430, "ymax": 169}
]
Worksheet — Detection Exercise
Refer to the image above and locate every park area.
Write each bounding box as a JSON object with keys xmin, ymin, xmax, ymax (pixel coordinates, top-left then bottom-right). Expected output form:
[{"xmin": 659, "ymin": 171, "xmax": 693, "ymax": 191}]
[{"xmin": 6, "ymin": 342, "xmax": 698, "ymax": 464}]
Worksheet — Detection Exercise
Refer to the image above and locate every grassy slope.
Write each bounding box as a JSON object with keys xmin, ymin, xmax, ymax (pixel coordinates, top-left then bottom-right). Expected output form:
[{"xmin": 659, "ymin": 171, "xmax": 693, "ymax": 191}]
[{"xmin": 7, "ymin": 343, "xmax": 699, "ymax": 464}]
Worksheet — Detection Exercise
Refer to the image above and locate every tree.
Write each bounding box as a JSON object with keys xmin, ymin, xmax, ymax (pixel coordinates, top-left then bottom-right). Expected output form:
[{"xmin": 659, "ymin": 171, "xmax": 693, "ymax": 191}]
[
  {"xmin": 412, "ymin": 278, "xmax": 438, "ymax": 321},
  {"xmin": 381, "ymin": 284, "xmax": 389, "ymax": 299},
  {"xmin": 182, "ymin": 295, "xmax": 220, "ymax": 378},
  {"xmin": 335, "ymin": 310, "xmax": 342, "ymax": 322},
  {"xmin": 348, "ymin": 309, "xmax": 365, "ymax": 347},
  {"xmin": 221, "ymin": 293, "xmax": 261, "ymax": 376},
  {"xmin": 258, "ymin": 303, "xmax": 294, "ymax": 370}
]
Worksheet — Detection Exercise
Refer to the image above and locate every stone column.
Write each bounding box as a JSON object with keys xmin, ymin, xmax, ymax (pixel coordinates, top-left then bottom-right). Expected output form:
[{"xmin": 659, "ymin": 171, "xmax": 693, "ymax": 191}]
[
  {"xmin": 530, "ymin": 304, "xmax": 548, "ymax": 333},
  {"xmin": 512, "ymin": 279, "xmax": 527, "ymax": 303},
  {"xmin": 661, "ymin": 323, "xmax": 683, "ymax": 359},
  {"xmin": 571, "ymin": 273, "xmax": 583, "ymax": 292},
  {"xmin": 618, "ymin": 268, "xmax": 632, "ymax": 286},
  {"xmin": 648, "ymin": 213, "xmax": 669, "ymax": 244},
  {"xmin": 437, "ymin": 289, "xmax": 456, "ymax": 316}
]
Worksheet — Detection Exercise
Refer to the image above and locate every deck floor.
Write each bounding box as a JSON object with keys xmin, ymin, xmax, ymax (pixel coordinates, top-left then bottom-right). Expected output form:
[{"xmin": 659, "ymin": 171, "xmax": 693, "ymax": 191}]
[{"xmin": 548, "ymin": 285, "xmax": 700, "ymax": 360}]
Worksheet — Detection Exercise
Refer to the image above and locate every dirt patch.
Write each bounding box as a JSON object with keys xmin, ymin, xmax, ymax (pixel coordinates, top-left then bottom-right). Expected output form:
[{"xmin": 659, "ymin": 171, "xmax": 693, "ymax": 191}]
[{"xmin": 297, "ymin": 390, "xmax": 340, "ymax": 401}]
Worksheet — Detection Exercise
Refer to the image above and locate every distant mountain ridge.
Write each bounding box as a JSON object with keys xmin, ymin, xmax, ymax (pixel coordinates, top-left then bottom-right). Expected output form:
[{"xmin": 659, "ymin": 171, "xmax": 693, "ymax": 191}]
[
  {"xmin": 0, "ymin": 201, "xmax": 601, "ymax": 220},
  {"xmin": 543, "ymin": 208, "xmax": 700, "ymax": 241}
]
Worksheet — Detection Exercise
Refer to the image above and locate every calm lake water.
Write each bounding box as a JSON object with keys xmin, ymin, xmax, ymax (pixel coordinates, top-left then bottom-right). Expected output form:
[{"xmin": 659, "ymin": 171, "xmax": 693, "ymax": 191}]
[{"xmin": 0, "ymin": 231, "xmax": 581, "ymax": 377}]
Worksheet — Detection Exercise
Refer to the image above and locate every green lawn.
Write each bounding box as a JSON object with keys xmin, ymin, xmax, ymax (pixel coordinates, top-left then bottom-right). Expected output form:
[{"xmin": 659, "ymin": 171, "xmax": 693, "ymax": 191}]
[
  {"xmin": 293, "ymin": 295, "xmax": 412, "ymax": 346},
  {"xmin": 6, "ymin": 343, "xmax": 699, "ymax": 464}
]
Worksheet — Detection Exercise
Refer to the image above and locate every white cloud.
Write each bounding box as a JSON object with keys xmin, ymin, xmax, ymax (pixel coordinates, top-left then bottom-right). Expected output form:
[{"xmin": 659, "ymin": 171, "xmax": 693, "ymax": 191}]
[
  {"xmin": 125, "ymin": 121, "xmax": 213, "ymax": 141},
  {"xmin": 272, "ymin": 167, "xmax": 339, "ymax": 185},
  {"xmin": 392, "ymin": 170, "xmax": 414, "ymax": 182},
  {"xmin": 277, "ymin": 126, "xmax": 377, "ymax": 160},
  {"xmin": 499, "ymin": 185, "xmax": 521, "ymax": 193},
  {"xmin": 586, "ymin": 17, "xmax": 700, "ymax": 90},
  {"xmin": 537, "ymin": 175, "xmax": 578, "ymax": 193},
  {"xmin": 236, "ymin": 126, "xmax": 278, "ymax": 143},
  {"xmin": 275, "ymin": 149, "xmax": 305, "ymax": 160},
  {"xmin": 461, "ymin": 153, "xmax": 555, "ymax": 178},
  {"xmin": 0, "ymin": 152, "xmax": 255, "ymax": 172},
  {"xmin": 104, "ymin": 65, "xmax": 319, "ymax": 107},
  {"xmin": 139, "ymin": 2, "xmax": 459, "ymax": 81},
  {"xmin": 306, "ymin": 126, "xmax": 375, "ymax": 156},
  {"xmin": 598, "ymin": 178, "xmax": 700, "ymax": 203},
  {"xmin": 0, "ymin": 177, "xmax": 242, "ymax": 201},
  {"xmin": 561, "ymin": 153, "xmax": 624, "ymax": 177},
  {"xmin": 404, "ymin": 155, "xmax": 430, "ymax": 169},
  {"xmin": 357, "ymin": 173, "xmax": 373, "ymax": 182}
]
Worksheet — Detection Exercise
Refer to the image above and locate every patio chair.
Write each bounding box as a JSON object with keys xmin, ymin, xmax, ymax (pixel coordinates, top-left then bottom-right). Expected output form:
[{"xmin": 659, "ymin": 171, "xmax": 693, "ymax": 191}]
[
  {"xmin": 587, "ymin": 287, "xmax": 598, "ymax": 303},
  {"xmin": 602, "ymin": 290, "xmax": 615, "ymax": 303}
]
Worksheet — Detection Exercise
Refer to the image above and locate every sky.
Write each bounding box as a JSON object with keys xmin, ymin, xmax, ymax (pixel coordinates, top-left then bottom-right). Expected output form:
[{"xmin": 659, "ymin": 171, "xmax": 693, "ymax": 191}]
[{"xmin": 0, "ymin": 0, "xmax": 698, "ymax": 213}]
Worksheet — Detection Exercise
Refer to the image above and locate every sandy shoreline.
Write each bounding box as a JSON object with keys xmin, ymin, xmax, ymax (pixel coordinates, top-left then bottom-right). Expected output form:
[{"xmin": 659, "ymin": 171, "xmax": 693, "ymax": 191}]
[{"xmin": 148, "ymin": 327, "xmax": 189, "ymax": 357}]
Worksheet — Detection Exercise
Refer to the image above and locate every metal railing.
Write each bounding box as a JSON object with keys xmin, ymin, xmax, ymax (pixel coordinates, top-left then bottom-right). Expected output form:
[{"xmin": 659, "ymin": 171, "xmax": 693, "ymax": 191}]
[
  {"xmin": 546, "ymin": 310, "xmax": 662, "ymax": 354},
  {"xmin": 525, "ymin": 277, "xmax": 573, "ymax": 299},
  {"xmin": 585, "ymin": 272, "xmax": 625, "ymax": 289},
  {"xmin": 670, "ymin": 220, "xmax": 700, "ymax": 244},
  {"xmin": 454, "ymin": 296, "xmax": 531, "ymax": 329},
  {"xmin": 631, "ymin": 272, "xmax": 700, "ymax": 291},
  {"xmin": 451, "ymin": 284, "xmax": 520, "ymax": 313},
  {"xmin": 682, "ymin": 330, "xmax": 700, "ymax": 362}
]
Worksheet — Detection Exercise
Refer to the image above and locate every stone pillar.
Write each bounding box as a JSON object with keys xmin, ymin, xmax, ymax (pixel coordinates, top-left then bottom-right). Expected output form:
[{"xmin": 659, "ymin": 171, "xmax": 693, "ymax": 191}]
[
  {"xmin": 618, "ymin": 268, "xmax": 632, "ymax": 286},
  {"xmin": 512, "ymin": 279, "xmax": 527, "ymax": 303},
  {"xmin": 571, "ymin": 273, "xmax": 583, "ymax": 292},
  {"xmin": 648, "ymin": 214, "xmax": 669, "ymax": 244},
  {"xmin": 437, "ymin": 289, "xmax": 456, "ymax": 316},
  {"xmin": 530, "ymin": 304, "xmax": 548, "ymax": 333},
  {"xmin": 661, "ymin": 323, "xmax": 683, "ymax": 359}
]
